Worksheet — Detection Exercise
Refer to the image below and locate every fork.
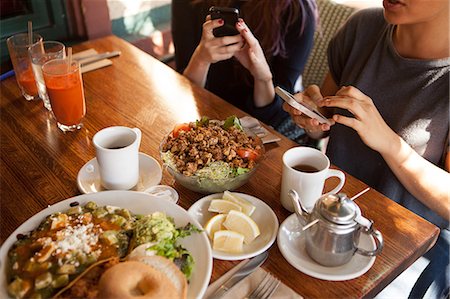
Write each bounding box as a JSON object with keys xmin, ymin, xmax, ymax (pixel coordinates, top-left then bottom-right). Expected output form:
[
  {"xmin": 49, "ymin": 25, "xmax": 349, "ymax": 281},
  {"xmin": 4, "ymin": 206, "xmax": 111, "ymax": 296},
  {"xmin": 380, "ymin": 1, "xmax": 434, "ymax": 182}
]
[{"xmin": 246, "ymin": 272, "xmax": 281, "ymax": 299}]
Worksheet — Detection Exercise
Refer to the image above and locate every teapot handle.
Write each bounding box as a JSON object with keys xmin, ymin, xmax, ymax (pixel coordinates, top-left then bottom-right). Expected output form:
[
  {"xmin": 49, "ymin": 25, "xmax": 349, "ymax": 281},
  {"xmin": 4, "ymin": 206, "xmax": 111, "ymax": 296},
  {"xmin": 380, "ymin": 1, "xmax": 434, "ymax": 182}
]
[{"xmin": 356, "ymin": 224, "xmax": 384, "ymax": 256}]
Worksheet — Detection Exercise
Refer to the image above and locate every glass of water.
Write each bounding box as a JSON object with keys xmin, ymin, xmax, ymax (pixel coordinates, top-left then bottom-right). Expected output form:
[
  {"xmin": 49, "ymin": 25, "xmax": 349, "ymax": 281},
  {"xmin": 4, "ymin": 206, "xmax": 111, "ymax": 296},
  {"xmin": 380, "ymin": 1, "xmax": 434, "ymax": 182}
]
[
  {"xmin": 28, "ymin": 41, "xmax": 65, "ymax": 111},
  {"xmin": 7, "ymin": 33, "xmax": 43, "ymax": 101}
]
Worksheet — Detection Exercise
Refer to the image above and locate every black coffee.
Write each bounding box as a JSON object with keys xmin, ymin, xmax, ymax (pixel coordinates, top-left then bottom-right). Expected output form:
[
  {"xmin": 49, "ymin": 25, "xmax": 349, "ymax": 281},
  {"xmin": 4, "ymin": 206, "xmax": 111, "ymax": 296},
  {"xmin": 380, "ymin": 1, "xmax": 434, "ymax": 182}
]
[
  {"xmin": 107, "ymin": 145, "xmax": 127, "ymax": 150},
  {"xmin": 292, "ymin": 164, "xmax": 320, "ymax": 173}
]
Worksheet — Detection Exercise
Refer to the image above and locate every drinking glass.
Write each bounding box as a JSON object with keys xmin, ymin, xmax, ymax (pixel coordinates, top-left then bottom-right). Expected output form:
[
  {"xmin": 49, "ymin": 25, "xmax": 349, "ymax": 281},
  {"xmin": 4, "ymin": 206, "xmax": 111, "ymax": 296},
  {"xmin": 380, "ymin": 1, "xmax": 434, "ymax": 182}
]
[
  {"xmin": 6, "ymin": 33, "xmax": 43, "ymax": 101},
  {"xmin": 29, "ymin": 41, "xmax": 65, "ymax": 111},
  {"xmin": 42, "ymin": 58, "xmax": 86, "ymax": 132}
]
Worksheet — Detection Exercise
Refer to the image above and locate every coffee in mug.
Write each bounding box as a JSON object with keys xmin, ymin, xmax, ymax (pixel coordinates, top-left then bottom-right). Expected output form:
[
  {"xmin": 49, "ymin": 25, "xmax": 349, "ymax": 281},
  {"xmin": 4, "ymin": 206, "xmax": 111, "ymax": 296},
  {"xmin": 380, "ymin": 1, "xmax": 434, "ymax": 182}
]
[
  {"xmin": 281, "ymin": 147, "xmax": 345, "ymax": 212},
  {"xmin": 93, "ymin": 126, "xmax": 142, "ymax": 190},
  {"xmin": 292, "ymin": 164, "xmax": 320, "ymax": 173}
]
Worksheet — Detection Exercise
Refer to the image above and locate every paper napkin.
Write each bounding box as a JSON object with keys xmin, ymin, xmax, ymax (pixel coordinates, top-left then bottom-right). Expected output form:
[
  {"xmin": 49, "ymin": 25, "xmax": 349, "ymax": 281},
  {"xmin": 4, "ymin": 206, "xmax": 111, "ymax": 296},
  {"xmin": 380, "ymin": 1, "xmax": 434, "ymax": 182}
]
[
  {"xmin": 72, "ymin": 49, "xmax": 113, "ymax": 73},
  {"xmin": 239, "ymin": 116, "xmax": 281, "ymax": 144},
  {"xmin": 204, "ymin": 259, "xmax": 303, "ymax": 299}
]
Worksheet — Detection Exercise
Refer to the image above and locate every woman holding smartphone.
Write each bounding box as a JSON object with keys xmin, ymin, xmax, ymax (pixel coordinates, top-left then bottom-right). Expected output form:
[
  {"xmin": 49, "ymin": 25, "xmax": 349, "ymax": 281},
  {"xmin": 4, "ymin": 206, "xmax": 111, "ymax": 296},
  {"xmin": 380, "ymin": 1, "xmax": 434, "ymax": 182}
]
[
  {"xmin": 171, "ymin": 0, "xmax": 318, "ymax": 144},
  {"xmin": 284, "ymin": 0, "xmax": 449, "ymax": 297}
]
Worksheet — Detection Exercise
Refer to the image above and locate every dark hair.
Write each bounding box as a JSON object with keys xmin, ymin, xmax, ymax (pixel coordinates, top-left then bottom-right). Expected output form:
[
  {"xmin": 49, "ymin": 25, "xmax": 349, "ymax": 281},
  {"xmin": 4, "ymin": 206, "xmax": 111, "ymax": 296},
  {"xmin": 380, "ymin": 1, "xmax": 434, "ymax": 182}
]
[{"xmin": 193, "ymin": 0, "xmax": 318, "ymax": 57}]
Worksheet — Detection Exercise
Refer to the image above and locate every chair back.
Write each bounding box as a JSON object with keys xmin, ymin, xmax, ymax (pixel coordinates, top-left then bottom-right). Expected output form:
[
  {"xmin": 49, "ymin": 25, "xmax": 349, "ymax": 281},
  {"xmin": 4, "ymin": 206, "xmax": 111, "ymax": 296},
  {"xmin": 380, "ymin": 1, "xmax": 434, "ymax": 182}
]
[{"xmin": 301, "ymin": 0, "xmax": 355, "ymax": 89}]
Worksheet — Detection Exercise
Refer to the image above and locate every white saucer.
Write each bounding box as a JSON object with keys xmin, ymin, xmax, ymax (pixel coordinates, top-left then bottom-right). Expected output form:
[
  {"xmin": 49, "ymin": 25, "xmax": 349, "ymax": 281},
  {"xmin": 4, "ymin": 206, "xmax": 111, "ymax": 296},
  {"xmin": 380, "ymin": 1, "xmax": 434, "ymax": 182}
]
[
  {"xmin": 188, "ymin": 192, "xmax": 279, "ymax": 261},
  {"xmin": 277, "ymin": 214, "xmax": 376, "ymax": 281},
  {"xmin": 77, "ymin": 152, "xmax": 162, "ymax": 194}
]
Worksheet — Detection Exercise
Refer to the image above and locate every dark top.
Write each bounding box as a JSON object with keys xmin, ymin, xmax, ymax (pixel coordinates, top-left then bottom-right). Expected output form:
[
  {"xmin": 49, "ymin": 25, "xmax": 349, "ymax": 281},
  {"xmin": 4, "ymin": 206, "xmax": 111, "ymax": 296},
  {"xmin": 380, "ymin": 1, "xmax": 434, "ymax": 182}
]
[
  {"xmin": 171, "ymin": 0, "xmax": 316, "ymax": 129},
  {"xmin": 327, "ymin": 8, "xmax": 449, "ymax": 229}
]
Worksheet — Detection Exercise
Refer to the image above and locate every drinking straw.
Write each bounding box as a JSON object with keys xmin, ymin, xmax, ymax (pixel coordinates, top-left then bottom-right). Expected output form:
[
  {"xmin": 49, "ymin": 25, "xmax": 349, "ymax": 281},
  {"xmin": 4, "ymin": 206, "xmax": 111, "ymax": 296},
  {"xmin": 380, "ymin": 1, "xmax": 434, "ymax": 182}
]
[
  {"xmin": 67, "ymin": 47, "xmax": 72, "ymax": 72},
  {"xmin": 350, "ymin": 187, "xmax": 370, "ymax": 201},
  {"xmin": 28, "ymin": 21, "xmax": 32, "ymax": 45}
]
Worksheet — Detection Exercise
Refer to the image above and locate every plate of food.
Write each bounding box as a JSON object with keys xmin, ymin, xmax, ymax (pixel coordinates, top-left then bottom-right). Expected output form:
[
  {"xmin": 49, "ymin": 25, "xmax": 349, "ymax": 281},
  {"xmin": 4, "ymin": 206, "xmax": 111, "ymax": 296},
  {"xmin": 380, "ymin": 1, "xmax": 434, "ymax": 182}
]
[
  {"xmin": 0, "ymin": 191, "xmax": 212, "ymax": 299},
  {"xmin": 188, "ymin": 191, "xmax": 278, "ymax": 260},
  {"xmin": 160, "ymin": 116, "xmax": 264, "ymax": 194}
]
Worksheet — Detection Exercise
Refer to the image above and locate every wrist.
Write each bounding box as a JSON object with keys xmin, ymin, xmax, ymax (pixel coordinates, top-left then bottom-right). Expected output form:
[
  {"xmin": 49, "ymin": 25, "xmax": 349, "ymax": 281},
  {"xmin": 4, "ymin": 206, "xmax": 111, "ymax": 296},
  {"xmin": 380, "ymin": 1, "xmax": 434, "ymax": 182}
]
[
  {"xmin": 253, "ymin": 79, "xmax": 275, "ymax": 107},
  {"xmin": 379, "ymin": 130, "xmax": 405, "ymax": 160},
  {"xmin": 306, "ymin": 129, "xmax": 328, "ymax": 140},
  {"xmin": 254, "ymin": 75, "xmax": 273, "ymax": 83},
  {"xmin": 190, "ymin": 48, "xmax": 211, "ymax": 69}
]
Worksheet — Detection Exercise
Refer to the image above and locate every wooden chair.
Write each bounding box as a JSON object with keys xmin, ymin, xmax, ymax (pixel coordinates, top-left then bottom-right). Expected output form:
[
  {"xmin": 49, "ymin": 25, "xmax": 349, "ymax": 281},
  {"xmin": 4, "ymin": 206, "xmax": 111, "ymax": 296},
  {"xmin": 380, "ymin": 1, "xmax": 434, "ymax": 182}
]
[{"xmin": 300, "ymin": 0, "xmax": 355, "ymax": 89}]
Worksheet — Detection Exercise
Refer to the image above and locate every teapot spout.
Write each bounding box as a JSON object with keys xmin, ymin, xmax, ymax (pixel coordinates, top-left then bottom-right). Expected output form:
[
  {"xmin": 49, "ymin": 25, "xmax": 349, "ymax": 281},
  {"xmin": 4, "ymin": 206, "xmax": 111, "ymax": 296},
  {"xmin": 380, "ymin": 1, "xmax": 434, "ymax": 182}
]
[{"xmin": 288, "ymin": 189, "xmax": 309, "ymax": 226}]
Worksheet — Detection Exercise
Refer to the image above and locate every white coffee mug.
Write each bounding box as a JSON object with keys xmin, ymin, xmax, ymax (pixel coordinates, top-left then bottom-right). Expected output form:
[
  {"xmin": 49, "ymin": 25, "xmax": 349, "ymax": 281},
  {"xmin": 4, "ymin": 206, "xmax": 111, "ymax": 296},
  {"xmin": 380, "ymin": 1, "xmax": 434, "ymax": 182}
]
[
  {"xmin": 281, "ymin": 147, "xmax": 345, "ymax": 212},
  {"xmin": 93, "ymin": 126, "xmax": 142, "ymax": 190}
]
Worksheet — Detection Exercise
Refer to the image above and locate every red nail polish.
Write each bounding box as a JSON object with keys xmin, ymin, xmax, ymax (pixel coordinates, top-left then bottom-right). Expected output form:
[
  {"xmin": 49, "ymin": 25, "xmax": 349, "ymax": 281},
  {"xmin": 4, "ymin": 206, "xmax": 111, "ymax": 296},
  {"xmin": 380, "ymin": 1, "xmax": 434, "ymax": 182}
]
[
  {"xmin": 236, "ymin": 22, "xmax": 242, "ymax": 28},
  {"xmin": 218, "ymin": 19, "xmax": 224, "ymax": 24},
  {"xmin": 243, "ymin": 29, "xmax": 248, "ymax": 33}
]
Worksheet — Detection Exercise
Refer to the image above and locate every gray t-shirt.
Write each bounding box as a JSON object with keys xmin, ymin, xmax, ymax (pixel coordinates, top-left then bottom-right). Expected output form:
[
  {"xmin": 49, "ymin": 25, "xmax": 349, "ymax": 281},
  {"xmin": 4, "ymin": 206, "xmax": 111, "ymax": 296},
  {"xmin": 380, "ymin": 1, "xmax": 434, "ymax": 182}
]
[{"xmin": 326, "ymin": 8, "xmax": 449, "ymax": 229}]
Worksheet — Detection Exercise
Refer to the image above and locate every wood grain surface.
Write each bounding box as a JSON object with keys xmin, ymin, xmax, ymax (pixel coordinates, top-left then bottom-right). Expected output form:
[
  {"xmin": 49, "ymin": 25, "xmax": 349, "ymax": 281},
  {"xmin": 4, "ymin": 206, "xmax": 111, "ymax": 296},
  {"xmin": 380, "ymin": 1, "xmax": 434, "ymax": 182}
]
[{"xmin": 0, "ymin": 35, "xmax": 439, "ymax": 298}]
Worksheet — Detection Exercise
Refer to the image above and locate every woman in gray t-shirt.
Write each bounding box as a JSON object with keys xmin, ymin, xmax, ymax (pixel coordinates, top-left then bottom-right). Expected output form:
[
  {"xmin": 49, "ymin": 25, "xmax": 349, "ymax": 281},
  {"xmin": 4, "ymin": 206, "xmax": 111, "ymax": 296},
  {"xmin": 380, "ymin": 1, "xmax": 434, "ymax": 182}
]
[{"xmin": 284, "ymin": 1, "xmax": 449, "ymax": 298}]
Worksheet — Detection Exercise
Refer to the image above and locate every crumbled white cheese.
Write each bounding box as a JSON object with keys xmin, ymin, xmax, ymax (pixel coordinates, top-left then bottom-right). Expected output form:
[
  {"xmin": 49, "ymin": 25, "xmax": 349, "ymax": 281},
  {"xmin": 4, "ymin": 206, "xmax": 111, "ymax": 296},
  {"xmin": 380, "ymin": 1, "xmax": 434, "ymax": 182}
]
[{"xmin": 49, "ymin": 221, "xmax": 101, "ymax": 266}]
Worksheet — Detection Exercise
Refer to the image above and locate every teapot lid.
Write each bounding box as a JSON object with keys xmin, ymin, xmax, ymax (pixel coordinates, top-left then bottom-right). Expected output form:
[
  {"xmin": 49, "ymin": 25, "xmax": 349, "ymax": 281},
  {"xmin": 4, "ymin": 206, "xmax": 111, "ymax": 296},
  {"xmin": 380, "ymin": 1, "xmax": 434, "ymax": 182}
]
[{"xmin": 317, "ymin": 193, "xmax": 358, "ymax": 224}]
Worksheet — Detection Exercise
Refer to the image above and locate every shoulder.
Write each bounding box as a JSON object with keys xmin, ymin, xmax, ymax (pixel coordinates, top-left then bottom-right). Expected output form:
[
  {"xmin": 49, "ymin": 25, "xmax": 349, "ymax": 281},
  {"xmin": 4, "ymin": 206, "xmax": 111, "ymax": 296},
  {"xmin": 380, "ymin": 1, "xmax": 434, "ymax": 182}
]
[
  {"xmin": 340, "ymin": 8, "xmax": 387, "ymax": 39},
  {"xmin": 329, "ymin": 8, "xmax": 387, "ymax": 54},
  {"xmin": 348, "ymin": 7, "xmax": 385, "ymax": 22}
]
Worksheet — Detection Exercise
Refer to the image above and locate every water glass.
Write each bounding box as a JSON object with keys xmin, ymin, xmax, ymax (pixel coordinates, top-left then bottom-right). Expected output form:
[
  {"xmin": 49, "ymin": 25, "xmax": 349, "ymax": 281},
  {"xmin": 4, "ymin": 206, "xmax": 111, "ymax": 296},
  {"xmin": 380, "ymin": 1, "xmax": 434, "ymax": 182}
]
[
  {"xmin": 29, "ymin": 41, "xmax": 65, "ymax": 111},
  {"xmin": 6, "ymin": 33, "xmax": 43, "ymax": 101},
  {"xmin": 42, "ymin": 58, "xmax": 86, "ymax": 132}
]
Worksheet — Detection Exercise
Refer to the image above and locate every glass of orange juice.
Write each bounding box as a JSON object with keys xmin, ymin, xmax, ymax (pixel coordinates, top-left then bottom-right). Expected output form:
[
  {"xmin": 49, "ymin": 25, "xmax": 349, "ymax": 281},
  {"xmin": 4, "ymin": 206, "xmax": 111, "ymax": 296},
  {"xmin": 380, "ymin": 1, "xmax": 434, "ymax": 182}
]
[
  {"xmin": 29, "ymin": 41, "xmax": 66, "ymax": 111},
  {"xmin": 42, "ymin": 58, "xmax": 86, "ymax": 132},
  {"xmin": 6, "ymin": 33, "xmax": 43, "ymax": 101}
]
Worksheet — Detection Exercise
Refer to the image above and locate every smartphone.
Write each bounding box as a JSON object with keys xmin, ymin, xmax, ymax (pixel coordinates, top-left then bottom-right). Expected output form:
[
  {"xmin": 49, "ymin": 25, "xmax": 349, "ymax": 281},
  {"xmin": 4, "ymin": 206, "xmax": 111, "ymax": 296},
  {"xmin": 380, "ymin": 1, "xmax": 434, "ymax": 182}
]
[
  {"xmin": 275, "ymin": 86, "xmax": 331, "ymax": 125},
  {"xmin": 209, "ymin": 6, "xmax": 240, "ymax": 37}
]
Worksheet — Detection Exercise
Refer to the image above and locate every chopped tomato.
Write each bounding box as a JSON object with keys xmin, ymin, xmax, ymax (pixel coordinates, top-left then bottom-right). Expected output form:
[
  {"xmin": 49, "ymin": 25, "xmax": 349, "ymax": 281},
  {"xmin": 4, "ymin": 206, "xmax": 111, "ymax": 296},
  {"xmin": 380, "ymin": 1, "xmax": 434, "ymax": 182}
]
[
  {"xmin": 236, "ymin": 148, "xmax": 260, "ymax": 161},
  {"xmin": 172, "ymin": 123, "xmax": 191, "ymax": 138}
]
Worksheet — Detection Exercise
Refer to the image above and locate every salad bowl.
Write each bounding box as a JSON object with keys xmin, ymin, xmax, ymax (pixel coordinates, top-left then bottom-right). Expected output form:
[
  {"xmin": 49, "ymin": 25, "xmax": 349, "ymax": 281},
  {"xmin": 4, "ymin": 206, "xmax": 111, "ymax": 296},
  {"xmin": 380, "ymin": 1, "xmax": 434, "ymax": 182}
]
[{"xmin": 160, "ymin": 116, "xmax": 265, "ymax": 194}]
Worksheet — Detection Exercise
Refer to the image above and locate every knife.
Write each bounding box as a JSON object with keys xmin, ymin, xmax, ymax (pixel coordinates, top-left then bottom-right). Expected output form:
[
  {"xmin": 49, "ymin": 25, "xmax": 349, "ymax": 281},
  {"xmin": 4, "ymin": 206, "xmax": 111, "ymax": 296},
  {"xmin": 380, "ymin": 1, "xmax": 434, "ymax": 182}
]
[
  {"xmin": 209, "ymin": 251, "xmax": 269, "ymax": 298},
  {"xmin": 76, "ymin": 51, "xmax": 121, "ymax": 66}
]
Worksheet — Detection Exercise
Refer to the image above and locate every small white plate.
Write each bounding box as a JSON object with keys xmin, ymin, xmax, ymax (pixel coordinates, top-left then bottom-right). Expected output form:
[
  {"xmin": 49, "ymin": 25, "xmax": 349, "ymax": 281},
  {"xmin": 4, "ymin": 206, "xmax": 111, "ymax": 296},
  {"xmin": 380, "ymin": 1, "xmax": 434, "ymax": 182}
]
[
  {"xmin": 77, "ymin": 152, "xmax": 162, "ymax": 193},
  {"xmin": 277, "ymin": 214, "xmax": 376, "ymax": 281},
  {"xmin": 188, "ymin": 192, "xmax": 279, "ymax": 261}
]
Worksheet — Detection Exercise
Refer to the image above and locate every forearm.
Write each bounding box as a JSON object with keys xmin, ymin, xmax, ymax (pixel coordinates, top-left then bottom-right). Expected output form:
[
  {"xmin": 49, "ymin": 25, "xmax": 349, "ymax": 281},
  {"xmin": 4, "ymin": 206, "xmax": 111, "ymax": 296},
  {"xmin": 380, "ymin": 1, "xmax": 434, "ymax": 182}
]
[
  {"xmin": 382, "ymin": 133, "xmax": 450, "ymax": 219},
  {"xmin": 253, "ymin": 78, "xmax": 275, "ymax": 107},
  {"xmin": 183, "ymin": 48, "xmax": 211, "ymax": 87}
]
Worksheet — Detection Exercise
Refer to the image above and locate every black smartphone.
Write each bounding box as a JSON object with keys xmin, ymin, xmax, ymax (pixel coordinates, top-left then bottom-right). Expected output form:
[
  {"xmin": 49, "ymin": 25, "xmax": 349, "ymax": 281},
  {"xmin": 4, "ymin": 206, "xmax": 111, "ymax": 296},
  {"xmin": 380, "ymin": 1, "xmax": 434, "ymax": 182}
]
[{"xmin": 209, "ymin": 6, "xmax": 240, "ymax": 37}]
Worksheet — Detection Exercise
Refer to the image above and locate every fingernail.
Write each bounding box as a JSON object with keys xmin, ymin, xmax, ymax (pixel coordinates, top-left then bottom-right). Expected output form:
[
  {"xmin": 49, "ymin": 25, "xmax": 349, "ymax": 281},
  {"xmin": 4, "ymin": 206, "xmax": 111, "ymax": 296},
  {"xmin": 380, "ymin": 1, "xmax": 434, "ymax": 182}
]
[
  {"xmin": 218, "ymin": 19, "xmax": 224, "ymax": 24},
  {"xmin": 238, "ymin": 18, "xmax": 244, "ymax": 23},
  {"xmin": 243, "ymin": 29, "xmax": 248, "ymax": 33},
  {"xmin": 236, "ymin": 22, "xmax": 242, "ymax": 28}
]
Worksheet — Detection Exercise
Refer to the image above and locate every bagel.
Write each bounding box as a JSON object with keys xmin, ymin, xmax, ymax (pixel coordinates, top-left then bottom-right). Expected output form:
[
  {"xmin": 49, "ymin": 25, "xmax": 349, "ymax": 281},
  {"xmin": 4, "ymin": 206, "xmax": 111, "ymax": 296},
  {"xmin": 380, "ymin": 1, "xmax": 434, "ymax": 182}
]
[
  {"xmin": 128, "ymin": 256, "xmax": 187, "ymax": 299},
  {"xmin": 97, "ymin": 260, "xmax": 181, "ymax": 299}
]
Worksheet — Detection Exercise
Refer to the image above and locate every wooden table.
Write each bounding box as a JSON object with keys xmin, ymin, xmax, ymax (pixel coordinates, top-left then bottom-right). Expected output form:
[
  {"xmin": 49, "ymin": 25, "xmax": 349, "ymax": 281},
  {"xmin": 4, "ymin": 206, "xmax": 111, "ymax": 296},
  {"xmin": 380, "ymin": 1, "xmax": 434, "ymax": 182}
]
[{"xmin": 0, "ymin": 35, "xmax": 439, "ymax": 298}]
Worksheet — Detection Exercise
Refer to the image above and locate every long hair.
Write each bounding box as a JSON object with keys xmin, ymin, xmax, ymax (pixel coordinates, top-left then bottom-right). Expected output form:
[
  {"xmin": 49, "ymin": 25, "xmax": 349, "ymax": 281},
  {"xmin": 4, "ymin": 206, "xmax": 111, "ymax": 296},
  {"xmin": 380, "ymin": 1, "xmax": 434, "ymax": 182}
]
[{"xmin": 192, "ymin": 0, "xmax": 318, "ymax": 58}]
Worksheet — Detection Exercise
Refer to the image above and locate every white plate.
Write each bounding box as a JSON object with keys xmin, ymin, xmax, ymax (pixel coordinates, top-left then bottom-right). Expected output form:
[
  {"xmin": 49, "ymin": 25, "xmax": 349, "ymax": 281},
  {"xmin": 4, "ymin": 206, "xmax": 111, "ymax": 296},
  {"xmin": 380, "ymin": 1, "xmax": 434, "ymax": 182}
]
[
  {"xmin": 188, "ymin": 192, "xmax": 279, "ymax": 260},
  {"xmin": 77, "ymin": 152, "xmax": 162, "ymax": 193},
  {"xmin": 277, "ymin": 214, "xmax": 376, "ymax": 281},
  {"xmin": 0, "ymin": 191, "xmax": 212, "ymax": 299}
]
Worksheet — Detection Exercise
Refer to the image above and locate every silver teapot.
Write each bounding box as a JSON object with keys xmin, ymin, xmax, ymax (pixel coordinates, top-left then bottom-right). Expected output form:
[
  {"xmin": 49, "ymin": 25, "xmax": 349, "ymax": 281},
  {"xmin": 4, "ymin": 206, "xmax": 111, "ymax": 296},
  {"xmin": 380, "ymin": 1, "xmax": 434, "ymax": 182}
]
[{"xmin": 289, "ymin": 189, "xmax": 383, "ymax": 267}]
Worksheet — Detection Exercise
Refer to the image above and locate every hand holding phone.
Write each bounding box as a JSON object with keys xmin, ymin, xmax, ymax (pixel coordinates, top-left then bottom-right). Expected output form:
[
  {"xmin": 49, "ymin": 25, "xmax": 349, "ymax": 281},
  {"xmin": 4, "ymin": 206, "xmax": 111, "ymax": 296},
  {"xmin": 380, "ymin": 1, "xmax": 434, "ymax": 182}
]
[
  {"xmin": 276, "ymin": 86, "xmax": 331, "ymax": 125},
  {"xmin": 209, "ymin": 6, "xmax": 240, "ymax": 37}
]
